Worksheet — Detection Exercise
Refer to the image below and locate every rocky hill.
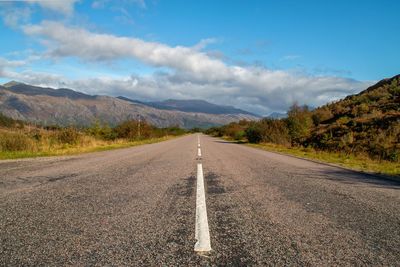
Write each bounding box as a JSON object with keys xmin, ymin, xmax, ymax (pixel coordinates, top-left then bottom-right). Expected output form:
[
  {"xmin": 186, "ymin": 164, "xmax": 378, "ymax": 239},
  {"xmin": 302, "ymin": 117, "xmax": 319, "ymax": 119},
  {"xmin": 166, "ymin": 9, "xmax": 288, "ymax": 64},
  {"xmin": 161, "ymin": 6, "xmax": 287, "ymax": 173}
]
[{"xmin": 0, "ymin": 82, "xmax": 258, "ymax": 128}]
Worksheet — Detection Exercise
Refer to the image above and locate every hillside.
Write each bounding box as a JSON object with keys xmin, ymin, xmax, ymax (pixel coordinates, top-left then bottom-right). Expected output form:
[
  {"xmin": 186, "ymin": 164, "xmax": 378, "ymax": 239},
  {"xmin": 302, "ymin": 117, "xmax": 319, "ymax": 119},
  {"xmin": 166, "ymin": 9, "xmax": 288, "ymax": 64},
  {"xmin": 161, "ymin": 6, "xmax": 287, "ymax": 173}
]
[
  {"xmin": 0, "ymin": 82, "xmax": 258, "ymax": 128},
  {"xmin": 308, "ymin": 74, "xmax": 400, "ymax": 160},
  {"xmin": 207, "ymin": 74, "xmax": 399, "ymax": 163}
]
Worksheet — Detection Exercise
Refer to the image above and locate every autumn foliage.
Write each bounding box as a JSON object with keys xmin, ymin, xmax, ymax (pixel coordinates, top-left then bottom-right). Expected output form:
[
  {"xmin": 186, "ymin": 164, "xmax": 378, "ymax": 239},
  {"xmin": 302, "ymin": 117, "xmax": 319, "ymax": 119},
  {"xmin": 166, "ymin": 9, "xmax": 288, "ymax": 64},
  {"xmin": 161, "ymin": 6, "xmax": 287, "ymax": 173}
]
[{"xmin": 206, "ymin": 75, "xmax": 400, "ymax": 162}]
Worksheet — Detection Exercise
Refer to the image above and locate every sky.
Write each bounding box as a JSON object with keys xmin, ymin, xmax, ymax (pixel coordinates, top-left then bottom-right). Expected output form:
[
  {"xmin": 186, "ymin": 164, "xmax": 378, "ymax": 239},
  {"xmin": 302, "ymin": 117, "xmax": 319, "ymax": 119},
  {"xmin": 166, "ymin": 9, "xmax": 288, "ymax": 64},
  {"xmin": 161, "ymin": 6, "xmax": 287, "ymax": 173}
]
[{"xmin": 0, "ymin": 0, "xmax": 399, "ymax": 115}]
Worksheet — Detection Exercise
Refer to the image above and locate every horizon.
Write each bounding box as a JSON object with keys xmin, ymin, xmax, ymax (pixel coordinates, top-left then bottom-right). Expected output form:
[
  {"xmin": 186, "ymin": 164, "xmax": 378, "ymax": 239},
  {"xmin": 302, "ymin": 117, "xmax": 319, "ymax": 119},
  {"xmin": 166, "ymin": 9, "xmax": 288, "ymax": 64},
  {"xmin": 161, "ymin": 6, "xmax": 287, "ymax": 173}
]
[
  {"xmin": 3, "ymin": 75, "xmax": 397, "ymax": 117},
  {"xmin": 0, "ymin": 0, "xmax": 399, "ymax": 116},
  {"xmin": 1, "ymin": 79, "xmax": 263, "ymax": 116}
]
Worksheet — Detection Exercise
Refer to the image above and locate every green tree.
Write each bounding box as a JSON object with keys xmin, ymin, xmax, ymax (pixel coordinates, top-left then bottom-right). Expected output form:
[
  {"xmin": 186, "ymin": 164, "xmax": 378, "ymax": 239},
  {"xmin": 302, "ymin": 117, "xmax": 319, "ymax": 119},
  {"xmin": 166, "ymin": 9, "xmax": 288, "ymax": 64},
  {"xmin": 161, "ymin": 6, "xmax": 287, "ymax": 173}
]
[
  {"xmin": 286, "ymin": 103, "xmax": 313, "ymax": 144},
  {"xmin": 245, "ymin": 123, "xmax": 263, "ymax": 143}
]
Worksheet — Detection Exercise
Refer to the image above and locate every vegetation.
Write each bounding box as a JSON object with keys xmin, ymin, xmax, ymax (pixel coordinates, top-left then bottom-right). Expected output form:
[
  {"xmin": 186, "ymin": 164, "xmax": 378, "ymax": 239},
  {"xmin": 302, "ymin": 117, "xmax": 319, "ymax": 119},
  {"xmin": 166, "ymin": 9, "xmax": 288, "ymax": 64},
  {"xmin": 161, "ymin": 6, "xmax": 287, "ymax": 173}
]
[
  {"xmin": 249, "ymin": 143, "xmax": 400, "ymax": 176},
  {"xmin": 0, "ymin": 115, "xmax": 187, "ymax": 159},
  {"xmin": 205, "ymin": 75, "xmax": 400, "ymax": 175}
]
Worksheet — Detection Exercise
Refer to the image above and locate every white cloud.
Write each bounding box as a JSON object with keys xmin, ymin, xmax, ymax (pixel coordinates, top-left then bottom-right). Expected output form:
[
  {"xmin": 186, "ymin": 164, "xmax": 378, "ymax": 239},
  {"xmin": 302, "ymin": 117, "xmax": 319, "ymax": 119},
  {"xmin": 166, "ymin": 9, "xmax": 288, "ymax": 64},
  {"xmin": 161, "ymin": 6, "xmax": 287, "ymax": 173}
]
[
  {"xmin": 7, "ymin": 21, "xmax": 373, "ymax": 115},
  {"xmin": 0, "ymin": 0, "xmax": 78, "ymax": 29},
  {"xmin": 27, "ymin": 0, "xmax": 79, "ymax": 15},
  {"xmin": 0, "ymin": 57, "xmax": 62, "ymax": 86},
  {"xmin": 0, "ymin": 5, "xmax": 32, "ymax": 27},
  {"xmin": 23, "ymin": 21, "xmax": 231, "ymax": 82},
  {"xmin": 0, "ymin": 58, "xmax": 27, "ymax": 68},
  {"xmin": 0, "ymin": 58, "xmax": 25, "ymax": 78},
  {"xmin": 192, "ymin": 38, "xmax": 218, "ymax": 51}
]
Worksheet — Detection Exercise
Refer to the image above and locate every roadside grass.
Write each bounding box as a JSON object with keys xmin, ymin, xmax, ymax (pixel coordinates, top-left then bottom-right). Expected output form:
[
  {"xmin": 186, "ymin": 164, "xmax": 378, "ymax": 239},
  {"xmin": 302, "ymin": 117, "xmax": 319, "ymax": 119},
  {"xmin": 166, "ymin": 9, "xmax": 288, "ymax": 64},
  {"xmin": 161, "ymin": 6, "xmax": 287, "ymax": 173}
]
[
  {"xmin": 0, "ymin": 129, "xmax": 177, "ymax": 160},
  {"xmin": 221, "ymin": 136, "xmax": 400, "ymax": 177}
]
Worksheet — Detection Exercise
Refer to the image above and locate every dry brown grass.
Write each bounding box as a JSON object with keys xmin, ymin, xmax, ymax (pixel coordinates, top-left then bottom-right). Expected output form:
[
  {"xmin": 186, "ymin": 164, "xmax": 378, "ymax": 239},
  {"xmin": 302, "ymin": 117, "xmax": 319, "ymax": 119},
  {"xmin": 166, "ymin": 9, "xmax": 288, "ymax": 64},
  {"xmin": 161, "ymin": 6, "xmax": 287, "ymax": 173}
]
[{"xmin": 0, "ymin": 127, "xmax": 177, "ymax": 159}]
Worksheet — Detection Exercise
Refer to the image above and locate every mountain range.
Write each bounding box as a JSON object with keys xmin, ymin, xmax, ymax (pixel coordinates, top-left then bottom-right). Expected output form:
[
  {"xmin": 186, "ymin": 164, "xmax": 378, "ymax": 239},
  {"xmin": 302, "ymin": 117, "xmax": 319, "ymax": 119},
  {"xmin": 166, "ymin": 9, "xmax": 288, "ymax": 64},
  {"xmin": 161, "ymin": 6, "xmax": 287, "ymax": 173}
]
[
  {"xmin": 0, "ymin": 82, "xmax": 259, "ymax": 128},
  {"xmin": 117, "ymin": 97, "xmax": 257, "ymax": 116}
]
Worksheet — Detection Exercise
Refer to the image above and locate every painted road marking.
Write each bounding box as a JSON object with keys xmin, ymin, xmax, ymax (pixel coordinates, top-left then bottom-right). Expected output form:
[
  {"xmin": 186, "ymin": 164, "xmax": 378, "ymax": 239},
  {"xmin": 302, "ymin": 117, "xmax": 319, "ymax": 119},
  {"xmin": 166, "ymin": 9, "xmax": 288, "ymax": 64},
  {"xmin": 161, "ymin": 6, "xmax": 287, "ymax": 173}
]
[
  {"xmin": 198, "ymin": 147, "xmax": 202, "ymax": 157},
  {"xmin": 194, "ymin": 163, "xmax": 212, "ymax": 252}
]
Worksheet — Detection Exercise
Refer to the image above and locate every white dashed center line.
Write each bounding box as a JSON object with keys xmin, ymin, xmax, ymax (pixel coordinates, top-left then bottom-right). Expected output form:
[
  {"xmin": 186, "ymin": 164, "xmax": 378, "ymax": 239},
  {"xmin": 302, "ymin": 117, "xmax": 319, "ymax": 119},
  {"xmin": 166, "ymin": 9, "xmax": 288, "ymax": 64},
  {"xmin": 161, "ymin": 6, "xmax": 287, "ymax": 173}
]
[
  {"xmin": 194, "ymin": 135, "xmax": 211, "ymax": 253},
  {"xmin": 194, "ymin": 162, "xmax": 211, "ymax": 252}
]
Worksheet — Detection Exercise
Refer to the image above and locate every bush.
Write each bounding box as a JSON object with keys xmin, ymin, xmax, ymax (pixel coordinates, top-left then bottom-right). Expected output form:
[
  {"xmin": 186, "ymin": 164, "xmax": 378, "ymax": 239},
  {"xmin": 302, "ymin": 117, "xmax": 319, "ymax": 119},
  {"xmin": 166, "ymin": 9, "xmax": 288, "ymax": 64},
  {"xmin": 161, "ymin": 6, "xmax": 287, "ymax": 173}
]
[
  {"xmin": 234, "ymin": 130, "xmax": 245, "ymax": 141},
  {"xmin": 114, "ymin": 120, "xmax": 154, "ymax": 140},
  {"xmin": 0, "ymin": 113, "xmax": 17, "ymax": 128},
  {"xmin": 204, "ymin": 127, "xmax": 223, "ymax": 137},
  {"xmin": 312, "ymin": 107, "xmax": 333, "ymax": 125},
  {"xmin": 286, "ymin": 103, "xmax": 313, "ymax": 144},
  {"xmin": 86, "ymin": 121, "xmax": 117, "ymax": 140},
  {"xmin": 0, "ymin": 131, "xmax": 35, "ymax": 151},
  {"xmin": 164, "ymin": 126, "xmax": 187, "ymax": 136},
  {"xmin": 257, "ymin": 118, "xmax": 291, "ymax": 145},
  {"xmin": 387, "ymin": 150, "xmax": 399, "ymax": 162},
  {"xmin": 245, "ymin": 125, "xmax": 263, "ymax": 143},
  {"xmin": 56, "ymin": 128, "xmax": 80, "ymax": 145},
  {"xmin": 213, "ymin": 120, "xmax": 252, "ymax": 139}
]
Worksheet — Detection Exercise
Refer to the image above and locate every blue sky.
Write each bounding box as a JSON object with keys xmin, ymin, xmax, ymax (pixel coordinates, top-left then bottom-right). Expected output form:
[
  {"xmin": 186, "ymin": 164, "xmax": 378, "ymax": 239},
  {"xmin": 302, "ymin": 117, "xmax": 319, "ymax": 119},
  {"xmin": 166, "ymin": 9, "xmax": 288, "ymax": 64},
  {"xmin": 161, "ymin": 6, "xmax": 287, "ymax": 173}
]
[{"xmin": 0, "ymin": 0, "xmax": 399, "ymax": 115}]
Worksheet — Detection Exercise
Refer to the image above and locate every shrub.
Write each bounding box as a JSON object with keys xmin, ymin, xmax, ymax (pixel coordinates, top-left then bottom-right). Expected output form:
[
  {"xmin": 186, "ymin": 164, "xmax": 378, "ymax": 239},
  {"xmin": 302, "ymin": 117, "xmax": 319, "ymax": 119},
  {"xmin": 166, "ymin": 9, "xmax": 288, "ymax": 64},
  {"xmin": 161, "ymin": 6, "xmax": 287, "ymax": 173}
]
[
  {"xmin": 387, "ymin": 150, "xmax": 399, "ymax": 162},
  {"xmin": 114, "ymin": 120, "xmax": 154, "ymax": 140},
  {"xmin": 258, "ymin": 118, "xmax": 291, "ymax": 145},
  {"xmin": 0, "ymin": 131, "xmax": 35, "ymax": 151},
  {"xmin": 357, "ymin": 103, "xmax": 369, "ymax": 115},
  {"xmin": 234, "ymin": 130, "xmax": 245, "ymax": 141},
  {"xmin": 336, "ymin": 116, "xmax": 351, "ymax": 125},
  {"xmin": 312, "ymin": 107, "xmax": 333, "ymax": 125},
  {"xmin": 204, "ymin": 127, "xmax": 223, "ymax": 137},
  {"xmin": 286, "ymin": 103, "xmax": 313, "ymax": 144},
  {"xmin": 31, "ymin": 129, "xmax": 43, "ymax": 141},
  {"xmin": 224, "ymin": 123, "xmax": 242, "ymax": 139},
  {"xmin": 86, "ymin": 121, "xmax": 117, "ymax": 140},
  {"xmin": 56, "ymin": 128, "xmax": 80, "ymax": 145},
  {"xmin": 0, "ymin": 113, "xmax": 17, "ymax": 128},
  {"xmin": 164, "ymin": 126, "xmax": 187, "ymax": 136},
  {"xmin": 245, "ymin": 124, "xmax": 263, "ymax": 143},
  {"xmin": 215, "ymin": 120, "xmax": 252, "ymax": 139}
]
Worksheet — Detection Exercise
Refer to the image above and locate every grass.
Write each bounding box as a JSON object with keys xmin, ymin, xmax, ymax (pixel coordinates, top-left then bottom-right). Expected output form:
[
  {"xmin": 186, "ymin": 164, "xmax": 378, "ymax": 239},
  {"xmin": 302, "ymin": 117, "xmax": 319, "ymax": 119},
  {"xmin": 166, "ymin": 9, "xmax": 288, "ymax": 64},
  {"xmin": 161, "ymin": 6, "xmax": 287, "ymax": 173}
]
[
  {"xmin": 221, "ymin": 136, "xmax": 400, "ymax": 177},
  {"xmin": 0, "ymin": 115, "xmax": 188, "ymax": 160},
  {"xmin": 0, "ymin": 134, "xmax": 177, "ymax": 160}
]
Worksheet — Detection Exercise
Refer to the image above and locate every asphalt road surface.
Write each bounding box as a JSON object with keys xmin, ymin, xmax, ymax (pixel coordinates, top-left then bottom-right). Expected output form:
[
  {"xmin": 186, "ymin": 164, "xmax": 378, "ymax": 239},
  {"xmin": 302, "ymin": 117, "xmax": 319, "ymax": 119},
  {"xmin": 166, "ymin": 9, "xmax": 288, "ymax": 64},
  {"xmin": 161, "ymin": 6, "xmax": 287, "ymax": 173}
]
[{"xmin": 1, "ymin": 134, "xmax": 399, "ymax": 266}]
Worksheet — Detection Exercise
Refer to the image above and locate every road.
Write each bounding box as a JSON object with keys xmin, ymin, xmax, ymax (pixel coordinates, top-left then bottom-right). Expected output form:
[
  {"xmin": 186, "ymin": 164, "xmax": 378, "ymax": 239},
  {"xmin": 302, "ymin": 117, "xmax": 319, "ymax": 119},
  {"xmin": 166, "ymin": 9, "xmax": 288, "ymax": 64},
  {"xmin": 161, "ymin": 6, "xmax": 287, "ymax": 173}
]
[{"xmin": 1, "ymin": 134, "xmax": 399, "ymax": 266}]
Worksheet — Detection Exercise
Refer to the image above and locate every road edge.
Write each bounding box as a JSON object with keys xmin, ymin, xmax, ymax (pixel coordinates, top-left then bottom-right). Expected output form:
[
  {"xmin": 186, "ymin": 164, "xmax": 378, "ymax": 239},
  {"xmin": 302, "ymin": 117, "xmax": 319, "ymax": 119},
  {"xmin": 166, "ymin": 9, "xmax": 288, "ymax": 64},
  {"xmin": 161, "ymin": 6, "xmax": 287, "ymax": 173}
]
[{"xmin": 211, "ymin": 137, "xmax": 400, "ymax": 183}]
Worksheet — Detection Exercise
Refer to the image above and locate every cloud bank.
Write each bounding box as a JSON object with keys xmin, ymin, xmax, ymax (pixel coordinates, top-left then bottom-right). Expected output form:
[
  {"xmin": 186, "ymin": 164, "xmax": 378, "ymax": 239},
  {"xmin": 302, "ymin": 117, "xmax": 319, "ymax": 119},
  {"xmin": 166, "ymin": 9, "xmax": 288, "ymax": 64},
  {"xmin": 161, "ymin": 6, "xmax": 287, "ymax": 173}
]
[{"xmin": 1, "ymin": 21, "xmax": 372, "ymax": 115}]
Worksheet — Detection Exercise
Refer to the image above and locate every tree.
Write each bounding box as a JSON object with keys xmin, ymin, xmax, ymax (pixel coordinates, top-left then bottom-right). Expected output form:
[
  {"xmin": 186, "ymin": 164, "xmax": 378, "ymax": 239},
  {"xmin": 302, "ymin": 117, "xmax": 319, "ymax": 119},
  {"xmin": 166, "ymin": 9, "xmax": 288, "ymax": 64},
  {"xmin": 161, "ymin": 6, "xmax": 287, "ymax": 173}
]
[
  {"xmin": 286, "ymin": 103, "xmax": 313, "ymax": 144},
  {"xmin": 245, "ymin": 123, "xmax": 263, "ymax": 143},
  {"xmin": 114, "ymin": 120, "xmax": 153, "ymax": 140},
  {"xmin": 258, "ymin": 118, "xmax": 290, "ymax": 145}
]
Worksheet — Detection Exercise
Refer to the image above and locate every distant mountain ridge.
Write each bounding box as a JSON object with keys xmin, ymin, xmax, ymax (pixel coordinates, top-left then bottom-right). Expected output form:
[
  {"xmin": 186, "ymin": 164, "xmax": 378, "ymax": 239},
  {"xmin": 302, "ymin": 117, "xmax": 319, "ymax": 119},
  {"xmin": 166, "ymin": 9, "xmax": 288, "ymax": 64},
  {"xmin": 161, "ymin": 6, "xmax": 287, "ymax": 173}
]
[
  {"xmin": 3, "ymin": 81, "xmax": 95, "ymax": 100},
  {"xmin": 0, "ymin": 81, "xmax": 259, "ymax": 128},
  {"xmin": 267, "ymin": 112, "xmax": 287, "ymax": 119},
  {"xmin": 117, "ymin": 96, "xmax": 258, "ymax": 116}
]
